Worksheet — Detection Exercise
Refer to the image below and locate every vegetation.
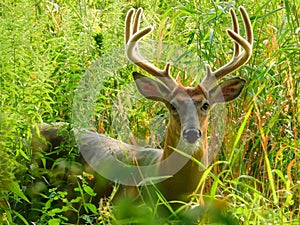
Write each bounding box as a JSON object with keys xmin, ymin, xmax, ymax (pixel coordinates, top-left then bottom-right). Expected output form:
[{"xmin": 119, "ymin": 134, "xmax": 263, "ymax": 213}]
[{"xmin": 0, "ymin": 0, "xmax": 299, "ymax": 224}]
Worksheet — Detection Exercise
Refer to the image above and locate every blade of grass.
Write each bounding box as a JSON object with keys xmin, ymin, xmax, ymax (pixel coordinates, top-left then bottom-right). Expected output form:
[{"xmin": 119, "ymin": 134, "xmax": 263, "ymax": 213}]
[
  {"xmin": 228, "ymin": 104, "xmax": 254, "ymax": 166},
  {"xmin": 253, "ymin": 93, "xmax": 278, "ymax": 205}
]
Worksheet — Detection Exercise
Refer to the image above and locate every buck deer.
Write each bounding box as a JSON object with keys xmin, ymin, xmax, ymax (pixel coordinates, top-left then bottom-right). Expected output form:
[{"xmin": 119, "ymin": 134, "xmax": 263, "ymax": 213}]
[
  {"xmin": 122, "ymin": 6, "xmax": 252, "ymax": 202},
  {"xmin": 32, "ymin": 6, "xmax": 253, "ymax": 209}
]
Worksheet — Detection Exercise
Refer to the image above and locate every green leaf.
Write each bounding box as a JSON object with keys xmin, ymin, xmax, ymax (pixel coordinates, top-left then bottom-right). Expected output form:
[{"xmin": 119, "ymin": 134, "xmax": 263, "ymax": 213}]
[
  {"xmin": 12, "ymin": 210, "xmax": 29, "ymax": 225},
  {"xmin": 48, "ymin": 218, "xmax": 61, "ymax": 225},
  {"xmin": 10, "ymin": 181, "xmax": 30, "ymax": 203},
  {"xmin": 17, "ymin": 149, "xmax": 30, "ymax": 161},
  {"xmin": 70, "ymin": 196, "xmax": 82, "ymax": 203},
  {"xmin": 48, "ymin": 208, "xmax": 63, "ymax": 216},
  {"xmin": 85, "ymin": 203, "xmax": 98, "ymax": 214},
  {"xmin": 83, "ymin": 185, "xmax": 96, "ymax": 196}
]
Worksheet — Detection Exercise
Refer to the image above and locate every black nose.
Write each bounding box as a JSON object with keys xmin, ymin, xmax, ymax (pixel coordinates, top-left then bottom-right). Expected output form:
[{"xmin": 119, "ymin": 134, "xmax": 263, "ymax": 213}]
[{"xmin": 183, "ymin": 129, "xmax": 201, "ymax": 143}]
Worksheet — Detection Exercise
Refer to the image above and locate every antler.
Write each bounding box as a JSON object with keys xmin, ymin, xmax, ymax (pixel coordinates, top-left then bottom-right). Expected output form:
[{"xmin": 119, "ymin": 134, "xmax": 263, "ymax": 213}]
[
  {"xmin": 125, "ymin": 8, "xmax": 178, "ymax": 90},
  {"xmin": 201, "ymin": 6, "xmax": 253, "ymax": 88}
]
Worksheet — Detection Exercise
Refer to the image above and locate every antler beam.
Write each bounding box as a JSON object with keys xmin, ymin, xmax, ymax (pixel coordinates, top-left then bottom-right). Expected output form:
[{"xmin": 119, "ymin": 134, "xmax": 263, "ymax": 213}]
[
  {"xmin": 125, "ymin": 8, "xmax": 178, "ymax": 90},
  {"xmin": 201, "ymin": 6, "xmax": 253, "ymax": 88}
]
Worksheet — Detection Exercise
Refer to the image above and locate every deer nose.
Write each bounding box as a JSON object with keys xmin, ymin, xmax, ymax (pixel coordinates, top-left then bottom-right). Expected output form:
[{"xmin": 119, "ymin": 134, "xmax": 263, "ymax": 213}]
[{"xmin": 183, "ymin": 129, "xmax": 201, "ymax": 143}]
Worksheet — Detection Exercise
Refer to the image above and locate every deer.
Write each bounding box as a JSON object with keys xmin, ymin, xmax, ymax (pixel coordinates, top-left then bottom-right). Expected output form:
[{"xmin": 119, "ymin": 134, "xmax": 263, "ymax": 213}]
[
  {"xmin": 32, "ymin": 6, "xmax": 253, "ymax": 211},
  {"xmin": 122, "ymin": 6, "xmax": 253, "ymax": 203}
]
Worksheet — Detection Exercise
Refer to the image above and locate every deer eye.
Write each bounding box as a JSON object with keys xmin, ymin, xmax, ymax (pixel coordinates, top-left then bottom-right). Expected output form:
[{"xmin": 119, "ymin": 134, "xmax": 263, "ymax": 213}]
[{"xmin": 201, "ymin": 102, "xmax": 210, "ymax": 111}]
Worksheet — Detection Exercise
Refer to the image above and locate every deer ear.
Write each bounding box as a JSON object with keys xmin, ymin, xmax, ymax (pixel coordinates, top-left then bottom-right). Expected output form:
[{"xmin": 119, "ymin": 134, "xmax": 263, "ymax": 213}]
[
  {"xmin": 133, "ymin": 72, "xmax": 170, "ymax": 102},
  {"xmin": 209, "ymin": 77, "xmax": 245, "ymax": 104}
]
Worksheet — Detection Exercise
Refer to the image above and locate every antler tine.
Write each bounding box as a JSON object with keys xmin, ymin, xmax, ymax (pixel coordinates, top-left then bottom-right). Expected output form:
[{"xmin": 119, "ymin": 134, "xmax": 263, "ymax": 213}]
[
  {"xmin": 125, "ymin": 9, "xmax": 134, "ymax": 44},
  {"xmin": 240, "ymin": 6, "xmax": 253, "ymax": 45},
  {"xmin": 132, "ymin": 8, "xmax": 142, "ymax": 35},
  {"xmin": 201, "ymin": 6, "xmax": 253, "ymax": 88},
  {"xmin": 230, "ymin": 8, "xmax": 240, "ymax": 57},
  {"xmin": 125, "ymin": 8, "xmax": 177, "ymax": 90}
]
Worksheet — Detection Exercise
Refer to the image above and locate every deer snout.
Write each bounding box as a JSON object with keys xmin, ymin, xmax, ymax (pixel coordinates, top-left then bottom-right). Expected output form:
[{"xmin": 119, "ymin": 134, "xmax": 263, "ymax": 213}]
[{"xmin": 183, "ymin": 128, "xmax": 201, "ymax": 143}]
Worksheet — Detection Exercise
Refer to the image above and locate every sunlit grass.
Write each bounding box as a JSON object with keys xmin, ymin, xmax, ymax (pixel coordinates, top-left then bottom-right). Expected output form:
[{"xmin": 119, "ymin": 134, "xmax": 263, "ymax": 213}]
[{"xmin": 0, "ymin": 0, "xmax": 299, "ymax": 224}]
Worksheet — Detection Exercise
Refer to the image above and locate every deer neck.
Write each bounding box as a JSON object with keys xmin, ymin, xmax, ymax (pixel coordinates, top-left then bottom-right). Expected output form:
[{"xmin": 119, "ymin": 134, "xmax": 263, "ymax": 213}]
[
  {"xmin": 162, "ymin": 120, "xmax": 181, "ymax": 159},
  {"xmin": 158, "ymin": 119, "xmax": 208, "ymax": 202}
]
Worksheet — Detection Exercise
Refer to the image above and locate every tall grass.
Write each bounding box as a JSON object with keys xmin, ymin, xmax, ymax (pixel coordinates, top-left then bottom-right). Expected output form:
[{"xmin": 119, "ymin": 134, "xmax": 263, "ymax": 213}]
[{"xmin": 0, "ymin": 0, "xmax": 299, "ymax": 224}]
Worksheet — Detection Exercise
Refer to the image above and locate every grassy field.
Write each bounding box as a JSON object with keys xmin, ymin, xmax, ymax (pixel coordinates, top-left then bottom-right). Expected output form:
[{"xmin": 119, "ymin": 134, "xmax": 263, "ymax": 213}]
[{"xmin": 0, "ymin": 0, "xmax": 299, "ymax": 224}]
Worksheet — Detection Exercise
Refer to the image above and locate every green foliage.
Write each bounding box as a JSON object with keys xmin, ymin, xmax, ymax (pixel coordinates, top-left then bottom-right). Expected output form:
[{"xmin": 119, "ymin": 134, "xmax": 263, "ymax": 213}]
[
  {"xmin": 36, "ymin": 177, "xmax": 99, "ymax": 225},
  {"xmin": 0, "ymin": 0, "xmax": 299, "ymax": 224}
]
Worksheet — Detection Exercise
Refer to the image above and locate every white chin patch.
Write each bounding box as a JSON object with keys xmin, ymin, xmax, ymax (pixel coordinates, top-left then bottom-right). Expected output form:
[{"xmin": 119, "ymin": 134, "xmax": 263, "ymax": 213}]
[{"xmin": 176, "ymin": 138, "xmax": 203, "ymax": 156}]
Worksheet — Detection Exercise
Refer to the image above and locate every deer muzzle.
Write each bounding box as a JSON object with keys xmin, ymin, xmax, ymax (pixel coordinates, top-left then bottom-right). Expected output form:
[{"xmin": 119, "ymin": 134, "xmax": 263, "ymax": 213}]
[{"xmin": 182, "ymin": 128, "xmax": 201, "ymax": 143}]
